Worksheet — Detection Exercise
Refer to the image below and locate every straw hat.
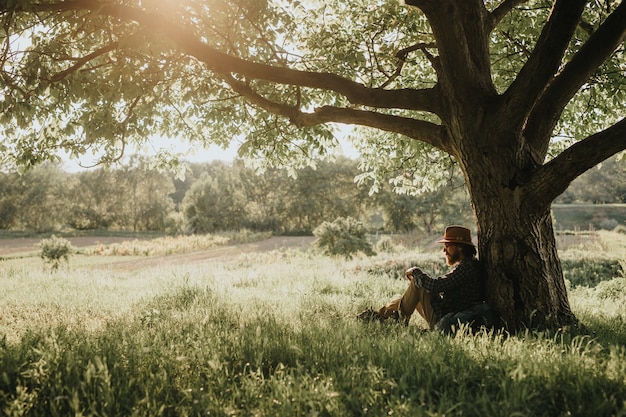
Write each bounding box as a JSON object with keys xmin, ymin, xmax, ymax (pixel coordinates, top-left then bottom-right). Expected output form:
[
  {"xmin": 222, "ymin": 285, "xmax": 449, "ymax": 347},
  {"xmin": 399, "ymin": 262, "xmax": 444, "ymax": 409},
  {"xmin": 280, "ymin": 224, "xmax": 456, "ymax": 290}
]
[{"xmin": 436, "ymin": 226, "xmax": 475, "ymax": 247}]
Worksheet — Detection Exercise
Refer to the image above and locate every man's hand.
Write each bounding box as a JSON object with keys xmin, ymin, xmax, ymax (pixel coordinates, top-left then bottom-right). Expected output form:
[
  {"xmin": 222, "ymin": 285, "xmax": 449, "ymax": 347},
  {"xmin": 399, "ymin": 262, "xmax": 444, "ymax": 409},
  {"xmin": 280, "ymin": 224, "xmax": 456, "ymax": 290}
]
[{"xmin": 405, "ymin": 266, "xmax": 422, "ymax": 280}]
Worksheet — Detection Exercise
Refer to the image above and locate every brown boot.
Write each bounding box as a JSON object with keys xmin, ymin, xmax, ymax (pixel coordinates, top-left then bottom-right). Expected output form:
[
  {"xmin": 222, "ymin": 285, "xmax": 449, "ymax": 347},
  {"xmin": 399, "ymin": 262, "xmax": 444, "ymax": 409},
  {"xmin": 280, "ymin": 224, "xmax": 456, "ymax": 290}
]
[{"xmin": 356, "ymin": 307, "xmax": 381, "ymax": 322}]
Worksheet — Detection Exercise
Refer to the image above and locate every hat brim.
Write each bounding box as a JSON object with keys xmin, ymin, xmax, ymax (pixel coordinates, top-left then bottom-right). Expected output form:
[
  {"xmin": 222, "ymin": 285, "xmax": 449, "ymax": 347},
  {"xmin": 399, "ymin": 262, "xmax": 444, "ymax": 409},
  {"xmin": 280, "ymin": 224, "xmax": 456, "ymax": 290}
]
[{"xmin": 437, "ymin": 238, "xmax": 475, "ymax": 246}]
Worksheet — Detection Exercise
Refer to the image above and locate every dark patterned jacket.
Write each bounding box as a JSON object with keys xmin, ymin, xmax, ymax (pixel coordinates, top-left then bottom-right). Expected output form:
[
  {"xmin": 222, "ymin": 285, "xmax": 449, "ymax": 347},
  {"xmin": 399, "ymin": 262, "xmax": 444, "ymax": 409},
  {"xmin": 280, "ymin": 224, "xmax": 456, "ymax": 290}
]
[{"xmin": 413, "ymin": 258, "xmax": 485, "ymax": 321}]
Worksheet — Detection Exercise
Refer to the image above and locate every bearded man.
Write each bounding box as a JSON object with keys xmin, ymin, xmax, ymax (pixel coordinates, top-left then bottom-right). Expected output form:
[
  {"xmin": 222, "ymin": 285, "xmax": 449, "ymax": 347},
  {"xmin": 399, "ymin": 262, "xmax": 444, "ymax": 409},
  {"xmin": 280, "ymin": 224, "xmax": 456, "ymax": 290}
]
[{"xmin": 359, "ymin": 226, "xmax": 495, "ymax": 332}]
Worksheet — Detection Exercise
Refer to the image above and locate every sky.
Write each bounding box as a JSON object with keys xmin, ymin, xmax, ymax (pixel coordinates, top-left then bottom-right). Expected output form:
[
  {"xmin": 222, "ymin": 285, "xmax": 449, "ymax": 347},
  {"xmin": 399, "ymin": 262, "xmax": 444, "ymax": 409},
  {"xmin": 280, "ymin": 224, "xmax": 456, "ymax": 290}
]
[
  {"xmin": 61, "ymin": 138, "xmax": 241, "ymax": 172},
  {"xmin": 61, "ymin": 132, "xmax": 360, "ymax": 172}
]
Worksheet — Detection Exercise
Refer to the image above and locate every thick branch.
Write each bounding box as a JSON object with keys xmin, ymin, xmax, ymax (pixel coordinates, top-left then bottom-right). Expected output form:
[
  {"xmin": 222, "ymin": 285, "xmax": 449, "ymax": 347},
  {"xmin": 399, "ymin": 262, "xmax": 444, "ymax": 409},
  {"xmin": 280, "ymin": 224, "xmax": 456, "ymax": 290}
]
[
  {"xmin": 499, "ymin": 0, "xmax": 587, "ymax": 128},
  {"xmin": 304, "ymin": 107, "xmax": 450, "ymax": 154},
  {"xmin": 488, "ymin": 0, "xmax": 531, "ymax": 30},
  {"xmin": 225, "ymin": 74, "xmax": 450, "ymax": 154},
  {"xmin": 407, "ymin": 0, "xmax": 495, "ymax": 98},
  {"xmin": 48, "ymin": 42, "xmax": 118, "ymax": 82},
  {"xmin": 8, "ymin": 1, "xmax": 442, "ymax": 115},
  {"xmin": 528, "ymin": 117, "xmax": 626, "ymax": 209},
  {"xmin": 525, "ymin": 0, "xmax": 626, "ymax": 156}
]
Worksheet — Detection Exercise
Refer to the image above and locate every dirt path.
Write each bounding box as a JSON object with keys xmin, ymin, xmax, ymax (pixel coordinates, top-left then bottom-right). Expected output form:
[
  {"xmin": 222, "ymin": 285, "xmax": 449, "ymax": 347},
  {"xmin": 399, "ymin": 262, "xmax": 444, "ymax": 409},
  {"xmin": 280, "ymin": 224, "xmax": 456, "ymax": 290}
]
[
  {"xmin": 103, "ymin": 236, "xmax": 316, "ymax": 270},
  {"xmin": 0, "ymin": 235, "xmax": 316, "ymax": 268}
]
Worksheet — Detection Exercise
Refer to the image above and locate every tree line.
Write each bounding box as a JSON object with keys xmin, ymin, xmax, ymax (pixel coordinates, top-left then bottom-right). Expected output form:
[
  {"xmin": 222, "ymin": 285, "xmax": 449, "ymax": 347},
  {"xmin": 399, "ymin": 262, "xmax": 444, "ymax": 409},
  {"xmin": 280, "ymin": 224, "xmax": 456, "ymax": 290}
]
[
  {"xmin": 0, "ymin": 155, "xmax": 622, "ymax": 235},
  {"xmin": 555, "ymin": 157, "xmax": 626, "ymax": 205},
  {"xmin": 1, "ymin": 156, "xmax": 474, "ymax": 235}
]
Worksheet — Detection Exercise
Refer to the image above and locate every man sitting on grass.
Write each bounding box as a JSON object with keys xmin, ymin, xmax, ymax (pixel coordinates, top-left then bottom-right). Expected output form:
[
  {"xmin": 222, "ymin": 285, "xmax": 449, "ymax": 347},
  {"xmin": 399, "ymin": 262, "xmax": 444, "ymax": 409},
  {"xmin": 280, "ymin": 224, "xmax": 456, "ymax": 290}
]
[{"xmin": 358, "ymin": 225, "xmax": 496, "ymax": 333}]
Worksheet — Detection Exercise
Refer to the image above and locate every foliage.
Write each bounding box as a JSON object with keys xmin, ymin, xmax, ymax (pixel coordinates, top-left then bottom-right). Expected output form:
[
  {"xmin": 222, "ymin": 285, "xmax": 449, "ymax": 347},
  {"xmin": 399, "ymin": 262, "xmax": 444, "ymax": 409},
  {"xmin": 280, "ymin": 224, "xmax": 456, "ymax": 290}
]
[
  {"xmin": 556, "ymin": 157, "xmax": 626, "ymax": 204},
  {"xmin": 0, "ymin": 1, "xmax": 622, "ymax": 179},
  {"xmin": 313, "ymin": 217, "xmax": 376, "ymax": 259},
  {"xmin": 37, "ymin": 235, "xmax": 73, "ymax": 270},
  {"xmin": 2, "ymin": 157, "xmax": 473, "ymax": 235},
  {"xmin": 562, "ymin": 256, "xmax": 624, "ymax": 288}
]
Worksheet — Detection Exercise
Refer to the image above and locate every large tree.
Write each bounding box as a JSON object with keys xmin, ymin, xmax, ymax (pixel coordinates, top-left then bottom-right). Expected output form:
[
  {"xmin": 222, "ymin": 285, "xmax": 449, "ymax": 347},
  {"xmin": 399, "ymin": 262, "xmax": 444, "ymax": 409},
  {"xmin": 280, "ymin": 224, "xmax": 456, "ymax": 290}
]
[{"xmin": 1, "ymin": 0, "xmax": 625, "ymax": 329}]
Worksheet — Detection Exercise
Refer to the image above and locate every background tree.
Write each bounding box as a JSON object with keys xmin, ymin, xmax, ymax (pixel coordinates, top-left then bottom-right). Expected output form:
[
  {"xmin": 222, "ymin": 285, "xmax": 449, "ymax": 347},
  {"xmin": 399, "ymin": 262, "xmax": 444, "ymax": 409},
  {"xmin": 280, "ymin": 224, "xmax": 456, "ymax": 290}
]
[
  {"xmin": 278, "ymin": 158, "xmax": 369, "ymax": 233},
  {"xmin": 114, "ymin": 156, "xmax": 175, "ymax": 231},
  {"xmin": 13, "ymin": 163, "xmax": 70, "ymax": 232},
  {"xmin": 1, "ymin": 1, "xmax": 625, "ymax": 329},
  {"xmin": 0, "ymin": 172, "xmax": 21, "ymax": 229},
  {"xmin": 181, "ymin": 169, "xmax": 247, "ymax": 234},
  {"xmin": 237, "ymin": 161, "xmax": 285, "ymax": 233},
  {"xmin": 67, "ymin": 168, "xmax": 124, "ymax": 229},
  {"xmin": 556, "ymin": 158, "xmax": 626, "ymax": 204}
]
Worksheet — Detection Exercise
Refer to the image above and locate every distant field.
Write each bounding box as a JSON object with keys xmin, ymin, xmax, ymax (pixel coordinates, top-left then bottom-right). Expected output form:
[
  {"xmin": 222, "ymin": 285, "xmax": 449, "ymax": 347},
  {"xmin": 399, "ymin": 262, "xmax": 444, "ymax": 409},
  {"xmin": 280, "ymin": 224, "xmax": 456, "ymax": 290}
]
[{"xmin": 552, "ymin": 203, "xmax": 626, "ymax": 231}]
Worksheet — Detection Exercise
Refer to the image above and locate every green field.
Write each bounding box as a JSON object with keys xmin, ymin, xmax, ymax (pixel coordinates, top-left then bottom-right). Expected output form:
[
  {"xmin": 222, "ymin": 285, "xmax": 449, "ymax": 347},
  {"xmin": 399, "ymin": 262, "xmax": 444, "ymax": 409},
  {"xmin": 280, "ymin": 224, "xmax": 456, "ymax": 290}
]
[
  {"xmin": 0, "ymin": 231, "xmax": 625, "ymax": 416},
  {"xmin": 552, "ymin": 204, "xmax": 626, "ymax": 231}
]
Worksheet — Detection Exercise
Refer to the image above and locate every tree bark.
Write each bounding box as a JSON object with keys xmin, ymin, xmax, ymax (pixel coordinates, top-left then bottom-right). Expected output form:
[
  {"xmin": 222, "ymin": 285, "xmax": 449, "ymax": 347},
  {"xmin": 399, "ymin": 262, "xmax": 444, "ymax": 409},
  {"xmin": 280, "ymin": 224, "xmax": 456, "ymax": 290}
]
[
  {"xmin": 459, "ymin": 132, "xmax": 577, "ymax": 330},
  {"xmin": 477, "ymin": 202, "xmax": 576, "ymax": 329}
]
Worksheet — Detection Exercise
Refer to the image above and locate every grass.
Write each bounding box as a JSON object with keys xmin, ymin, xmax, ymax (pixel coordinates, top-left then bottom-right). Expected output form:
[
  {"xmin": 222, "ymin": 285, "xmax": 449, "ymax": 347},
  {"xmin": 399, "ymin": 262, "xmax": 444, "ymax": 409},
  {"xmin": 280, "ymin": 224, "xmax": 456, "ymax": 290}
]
[{"xmin": 0, "ymin": 232, "xmax": 625, "ymax": 416}]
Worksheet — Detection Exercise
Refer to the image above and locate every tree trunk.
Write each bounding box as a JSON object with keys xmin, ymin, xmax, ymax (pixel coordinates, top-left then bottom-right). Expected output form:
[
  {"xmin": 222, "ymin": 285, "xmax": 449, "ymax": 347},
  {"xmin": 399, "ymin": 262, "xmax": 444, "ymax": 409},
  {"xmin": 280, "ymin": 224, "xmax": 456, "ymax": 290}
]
[
  {"xmin": 463, "ymin": 149, "xmax": 578, "ymax": 330},
  {"xmin": 478, "ymin": 206, "xmax": 576, "ymax": 329}
]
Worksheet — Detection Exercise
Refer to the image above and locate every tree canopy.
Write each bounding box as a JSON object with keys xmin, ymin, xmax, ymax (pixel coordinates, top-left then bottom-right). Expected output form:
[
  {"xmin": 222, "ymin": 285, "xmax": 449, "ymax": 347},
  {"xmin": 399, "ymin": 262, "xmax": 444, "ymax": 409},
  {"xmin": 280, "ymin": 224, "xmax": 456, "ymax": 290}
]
[
  {"xmin": 1, "ymin": 0, "xmax": 625, "ymax": 329},
  {"xmin": 3, "ymin": 1, "xmax": 621, "ymax": 174}
]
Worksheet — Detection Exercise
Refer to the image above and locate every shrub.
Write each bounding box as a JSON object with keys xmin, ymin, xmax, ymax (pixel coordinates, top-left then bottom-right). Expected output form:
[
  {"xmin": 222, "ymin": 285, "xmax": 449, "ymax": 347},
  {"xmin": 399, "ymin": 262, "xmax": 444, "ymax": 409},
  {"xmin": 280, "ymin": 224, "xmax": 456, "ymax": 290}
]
[
  {"xmin": 561, "ymin": 255, "xmax": 623, "ymax": 287},
  {"xmin": 599, "ymin": 218, "xmax": 619, "ymax": 230},
  {"xmin": 595, "ymin": 277, "xmax": 626, "ymax": 300},
  {"xmin": 313, "ymin": 217, "xmax": 376, "ymax": 259},
  {"xmin": 375, "ymin": 236, "xmax": 396, "ymax": 253},
  {"xmin": 38, "ymin": 235, "xmax": 73, "ymax": 270}
]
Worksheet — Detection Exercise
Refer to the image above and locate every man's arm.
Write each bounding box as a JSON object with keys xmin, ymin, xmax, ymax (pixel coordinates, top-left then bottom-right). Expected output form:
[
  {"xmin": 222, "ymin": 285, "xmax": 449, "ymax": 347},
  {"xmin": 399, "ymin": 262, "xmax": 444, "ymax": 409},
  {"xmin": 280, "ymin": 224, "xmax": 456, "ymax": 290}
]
[{"xmin": 412, "ymin": 260, "xmax": 478, "ymax": 293}]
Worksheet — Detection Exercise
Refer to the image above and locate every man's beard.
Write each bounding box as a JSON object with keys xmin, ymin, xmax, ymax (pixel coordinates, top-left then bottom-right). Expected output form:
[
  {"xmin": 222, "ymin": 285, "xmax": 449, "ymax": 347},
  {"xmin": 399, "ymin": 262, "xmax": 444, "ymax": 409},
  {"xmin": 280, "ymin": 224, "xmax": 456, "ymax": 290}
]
[{"xmin": 446, "ymin": 252, "xmax": 461, "ymax": 266}]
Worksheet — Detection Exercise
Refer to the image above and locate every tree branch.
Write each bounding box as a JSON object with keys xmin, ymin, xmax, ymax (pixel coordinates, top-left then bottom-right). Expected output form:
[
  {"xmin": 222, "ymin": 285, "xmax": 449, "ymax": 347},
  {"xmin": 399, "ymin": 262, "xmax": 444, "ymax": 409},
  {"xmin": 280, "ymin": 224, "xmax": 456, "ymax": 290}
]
[
  {"xmin": 524, "ymin": 0, "xmax": 626, "ymax": 157},
  {"xmin": 7, "ymin": 1, "xmax": 443, "ymax": 116},
  {"xmin": 304, "ymin": 107, "xmax": 450, "ymax": 154},
  {"xmin": 224, "ymin": 74, "xmax": 450, "ymax": 154},
  {"xmin": 499, "ymin": 0, "xmax": 587, "ymax": 128},
  {"xmin": 48, "ymin": 42, "xmax": 118, "ymax": 82},
  {"xmin": 528, "ymin": 117, "xmax": 626, "ymax": 209},
  {"xmin": 488, "ymin": 0, "xmax": 531, "ymax": 30},
  {"xmin": 404, "ymin": 0, "xmax": 496, "ymax": 103},
  {"xmin": 379, "ymin": 42, "xmax": 439, "ymax": 89}
]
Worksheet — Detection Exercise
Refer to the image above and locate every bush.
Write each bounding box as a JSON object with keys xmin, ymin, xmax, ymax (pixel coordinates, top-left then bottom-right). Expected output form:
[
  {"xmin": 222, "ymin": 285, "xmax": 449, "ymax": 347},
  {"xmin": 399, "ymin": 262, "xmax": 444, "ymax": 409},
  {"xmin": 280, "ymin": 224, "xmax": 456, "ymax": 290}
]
[
  {"xmin": 38, "ymin": 235, "xmax": 73, "ymax": 270},
  {"xmin": 595, "ymin": 277, "xmax": 626, "ymax": 300},
  {"xmin": 599, "ymin": 218, "xmax": 619, "ymax": 230},
  {"xmin": 313, "ymin": 217, "xmax": 376, "ymax": 259},
  {"xmin": 561, "ymin": 255, "xmax": 623, "ymax": 287},
  {"xmin": 375, "ymin": 236, "xmax": 396, "ymax": 253}
]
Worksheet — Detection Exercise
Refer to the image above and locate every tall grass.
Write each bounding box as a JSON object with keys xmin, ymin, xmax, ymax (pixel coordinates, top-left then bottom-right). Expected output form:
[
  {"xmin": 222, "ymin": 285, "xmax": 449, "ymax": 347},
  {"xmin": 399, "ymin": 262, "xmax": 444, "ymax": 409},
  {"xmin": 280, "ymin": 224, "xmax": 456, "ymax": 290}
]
[{"xmin": 1, "ymin": 233, "xmax": 625, "ymax": 416}]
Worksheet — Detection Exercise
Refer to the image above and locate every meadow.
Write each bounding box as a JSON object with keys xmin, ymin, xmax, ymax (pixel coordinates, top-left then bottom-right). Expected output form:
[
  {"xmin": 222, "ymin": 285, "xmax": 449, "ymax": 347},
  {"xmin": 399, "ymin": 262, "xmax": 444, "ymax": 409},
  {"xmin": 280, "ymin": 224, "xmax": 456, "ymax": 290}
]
[{"xmin": 0, "ymin": 230, "xmax": 625, "ymax": 416}]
